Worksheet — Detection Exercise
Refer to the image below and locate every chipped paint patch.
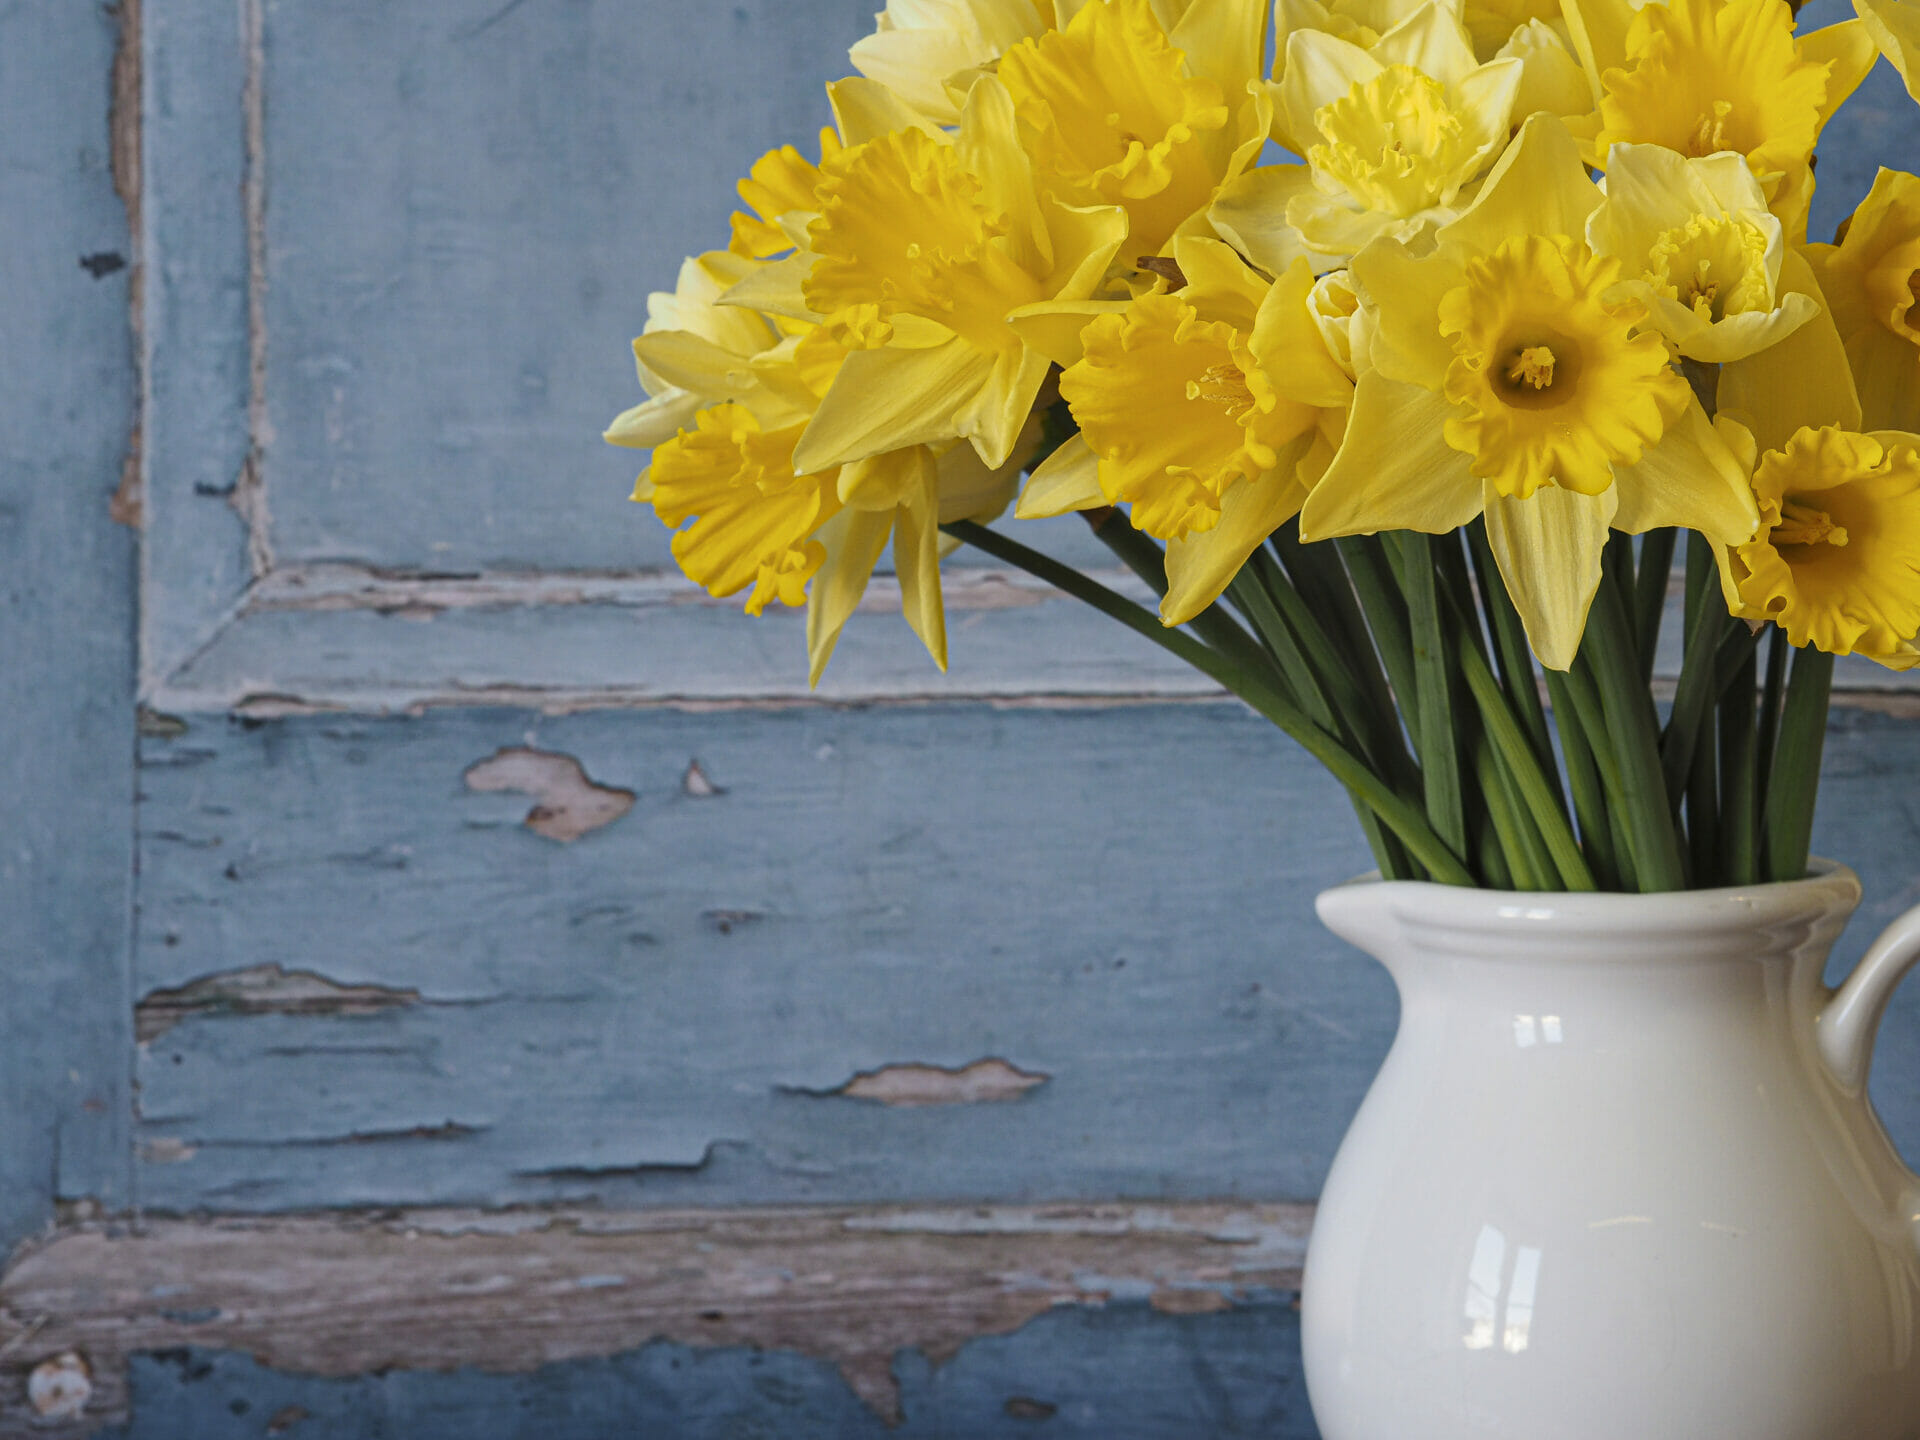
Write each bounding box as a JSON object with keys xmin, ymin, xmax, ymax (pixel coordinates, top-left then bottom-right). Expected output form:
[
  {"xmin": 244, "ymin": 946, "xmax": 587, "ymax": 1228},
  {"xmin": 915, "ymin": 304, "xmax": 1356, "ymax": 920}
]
[
  {"xmin": 27, "ymin": 1351, "xmax": 91, "ymax": 1420},
  {"xmin": 137, "ymin": 1139, "xmax": 197, "ymax": 1166},
  {"xmin": 822, "ymin": 1058, "xmax": 1050, "ymax": 1107},
  {"xmin": 462, "ymin": 748, "xmax": 633, "ymax": 841},
  {"xmin": 135, "ymin": 965, "xmax": 420, "ymax": 1043},
  {"xmin": 681, "ymin": 759, "xmax": 725, "ymax": 797}
]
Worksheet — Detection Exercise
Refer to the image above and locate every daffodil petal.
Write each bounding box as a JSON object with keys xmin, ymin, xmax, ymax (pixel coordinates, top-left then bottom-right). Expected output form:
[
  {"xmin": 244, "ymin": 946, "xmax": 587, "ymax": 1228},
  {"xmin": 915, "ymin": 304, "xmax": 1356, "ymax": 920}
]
[
  {"xmin": 1482, "ymin": 482, "xmax": 1617, "ymax": 670},
  {"xmin": 957, "ymin": 76, "xmax": 1050, "ymax": 276},
  {"xmin": 1717, "ymin": 249, "xmax": 1863, "ymax": 455},
  {"xmin": 806, "ymin": 507, "xmax": 895, "ymax": 687},
  {"xmin": 1673, "ymin": 292, "xmax": 1819, "ymax": 364},
  {"xmin": 1856, "ymin": 0, "xmax": 1920, "ymax": 101},
  {"xmin": 1007, "ymin": 300, "xmax": 1131, "ymax": 367},
  {"xmin": 893, "ymin": 451, "xmax": 949, "ymax": 672},
  {"xmin": 1349, "ymin": 237, "xmax": 1466, "ymax": 386},
  {"xmin": 1170, "ymin": 0, "xmax": 1269, "ymax": 108},
  {"xmin": 1800, "ymin": 17, "xmax": 1881, "ymax": 126},
  {"xmin": 714, "ymin": 253, "xmax": 821, "ymax": 324},
  {"xmin": 1372, "ymin": 1, "xmax": 1480, "ymax": 84},
  {"xmin": 1208, "ymin": 164, "xmax": 1316, "ymax": 277},
  {"xmin": 632, "ymin": 329, "xmax": 765, "ymax": 396},
  {"xmin": 605, "ymin": 390, "xmax": 701, "ymax": 450},
  {"xmin": 1163, "ymin": 444, "xmax": 1315, "ymax": 624},
  {"xmin": 1298, "ymin": 372, "xmax": 1482, "ymax": 538},
  {"xmin": 1439, "ymin": 113, "xmax": 1602, "ymax": 260},
  {"xmin": 795, "ymin": 339, "xmax": 994, "ymax": 473},
  {"xmin": 1173, "ymin": 235, "xmax": 1272, "ymax": 331},
  {"xmin": 827, "ymin": 76, "xmax": 941, "ymax": 145},
  {"xmin": 1278, "ymin": 31, "xmax": 1384, "ymax": 148},
  {"xmin": 1251, "ymin": 257, "xmax": 1355, "ymax": 408},
  {"xmin": 1017, "ymin": 435, "xmax": 1107, "ymax": 518},
  {"xmin": 956, "ymin": 347, "xmax": 1054, "ymax": 470},
  {"xmin": 1610, "ymin": 399, "xmax": 1760, "ymax": 544}
]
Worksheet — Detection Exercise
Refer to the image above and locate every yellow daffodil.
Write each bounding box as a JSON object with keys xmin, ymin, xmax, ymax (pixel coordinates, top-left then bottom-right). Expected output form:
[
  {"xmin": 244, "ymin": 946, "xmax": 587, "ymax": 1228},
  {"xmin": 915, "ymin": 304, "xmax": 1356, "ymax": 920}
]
[
  {"xmin": 1013, "ymin": 235, "xmax": 1352, "ymax": 620},
  {"xmin": 1493, "ymin": 19, "xmax": 1595, "ymax": 120},
  {"xmin": 1243, "ymin": 4, "xmax": 1523, "ymax": 263},
  {"xmin": 649, "ymin": 406, "xmax": 843, "ymax": 616},
  {"xmin": 1855, "ymin": 0, "xmax": 1920, "ymax": 102},
  {"xmin": 778, "ymin": 78, "xmax": 1128, "ymax": 476},
  {"xmin": 1714, "ymin": 421, "xmax": 1920, "ymax": 666},
  {"xmin": 1806, "ymin": 169, "xmax": 1920, "ymax": 433},
  {"xmin": 605, "ymin": 250, "xmax": 809, "ymax": 464},
  {"xmin": 996, "ymin": 0, "xmax": 1270, "ymax": 263},
  {"xmin": 728, "ymin": 129, "xmax": 843, "ymax": 260},
  {"xmin": 1301, "ymin": 114, "xmax": 1758, "ymax": 668},
  {"xmin": 1583, "ymin": 0, "xmax": 1876, "ymax": 235},
  {"xmin": 607, "ymin": 248, "xmax": 1024, "ymax": 681},
  {"xmin": 848, "ymin": 0, "xmax": 1057, "ymax": 124},
  {"xmin": 1587, "ymin": 143, "xmax": 1819, "ymax": 362}
]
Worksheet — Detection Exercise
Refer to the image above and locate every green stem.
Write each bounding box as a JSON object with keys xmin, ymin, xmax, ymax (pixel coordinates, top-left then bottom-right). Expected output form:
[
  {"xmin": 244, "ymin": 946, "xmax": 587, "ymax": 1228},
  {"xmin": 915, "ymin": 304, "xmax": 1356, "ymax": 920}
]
[
  {"xmin": 943, "ymin": 520, "xmax": 1475, "ymax": 885},
  {"xmin": 1585, "ymin": 557, "xmax": 1688, "ymax": 891},
  {"xmin": 1466, "ymin": 519, "xmax": 1559, "ymax": 801},
  {"xmin": 1544, "ymin": 669, "xmax": 1622, "ymax": 890},
  {"xmin": 1634, "ymin": 529, "xmax": 1677, "ymax": 685},
  {"xmin": 1720, "ymin": 643, "xmax": 1759, "ymax": 887},
  {"xmin": 1396, "ymin": 533, "xmax": 1469, "ymax": 862},
  {"xmin": 1754, "ymin": 622, "xmax": 1789, "ymax": 824},
  {"xmin": 1661, "ymin": 536, "xmax": 1734, "ymax": 816},
  {"xmin": 1762, "ymin": 644, "xmax": 1834, "ymax": 883}
]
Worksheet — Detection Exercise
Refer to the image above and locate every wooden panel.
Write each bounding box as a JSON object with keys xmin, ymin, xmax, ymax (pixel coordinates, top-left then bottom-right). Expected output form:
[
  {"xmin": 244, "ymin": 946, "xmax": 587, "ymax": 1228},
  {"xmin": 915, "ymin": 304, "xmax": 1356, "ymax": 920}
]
[
  {"xmin": 138, "ymin": 0, "xmax": 258, "ymax": 686},
  {"xmin": 258, "ymin": 0, "xmax": 872, "ymax": 573},
  {"xmin": 132, "ymin": 702, "xmax": 1389, "ymax": 1212},
  {"xmin": 0, "ymin": 1, "xmax": 138, "ymax": 1251},
  {"xmin": 0, "ymin": 1202, "xmax": 1311, "ymax": 1435}
]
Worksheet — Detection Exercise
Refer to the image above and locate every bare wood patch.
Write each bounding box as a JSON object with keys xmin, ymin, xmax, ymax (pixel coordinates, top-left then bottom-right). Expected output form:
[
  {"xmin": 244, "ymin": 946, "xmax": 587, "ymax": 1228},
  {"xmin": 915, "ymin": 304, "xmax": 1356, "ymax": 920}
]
[
  {"xmin": 0, "ymin": 1202, "xmax": 1309, "ymax": 1436},
  {"xmin": 135, "ymin": 965, "xmax": 420, "ymax": 1044},
  {"xmin": 817, "ymin": 1058, "xmax": 1050, "ymax": 1107},
  {"xmin": 463, "ymin": 748, "xmax": 634, "ymax": 841}
]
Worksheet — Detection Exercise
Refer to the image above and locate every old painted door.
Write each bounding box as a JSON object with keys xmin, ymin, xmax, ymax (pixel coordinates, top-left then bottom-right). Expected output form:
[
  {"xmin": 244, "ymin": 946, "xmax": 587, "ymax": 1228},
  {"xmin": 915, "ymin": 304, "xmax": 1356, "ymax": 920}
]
[{"xmin": 5, "ymin": 1, "xmax": 1919, "ymax": 1436}]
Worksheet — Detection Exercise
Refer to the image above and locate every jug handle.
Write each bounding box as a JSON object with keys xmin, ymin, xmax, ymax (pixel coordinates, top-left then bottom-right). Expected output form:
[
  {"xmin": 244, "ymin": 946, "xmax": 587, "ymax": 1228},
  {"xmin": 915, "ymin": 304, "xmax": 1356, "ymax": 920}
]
[
  {"xmin": 1818, "ymin": 901, "xmax": 1920, "ymax": 1097},
  {"xmin": 1817, "ymin": 902, "xmax": 1920, "ymax": 1249}
]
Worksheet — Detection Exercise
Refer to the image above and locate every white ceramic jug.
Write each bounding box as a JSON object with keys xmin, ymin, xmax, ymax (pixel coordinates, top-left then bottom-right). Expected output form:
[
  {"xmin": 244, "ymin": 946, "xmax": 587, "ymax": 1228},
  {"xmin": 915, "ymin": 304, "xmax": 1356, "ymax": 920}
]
[{"xmin": 1303, "ymin": 861, "xmax": 1920, "ymax": 1440}]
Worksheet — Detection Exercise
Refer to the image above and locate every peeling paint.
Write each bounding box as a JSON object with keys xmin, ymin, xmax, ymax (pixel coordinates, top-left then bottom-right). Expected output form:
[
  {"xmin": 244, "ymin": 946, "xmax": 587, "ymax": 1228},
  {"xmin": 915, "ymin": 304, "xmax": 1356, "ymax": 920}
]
[
  {"xmin": 462, "ymin": 748, "xmax": 633, "ymax": 842},
  {"xmin": 681, "ymin": 759, "xmax": 725, "ymax": 797},
  {"xmin": 812, "ymin": 1058, "xmax": 1051, "ymax": 1108},
  {"xmin": 0, "ymin": 1202, "xmax": 1310, "ymax": 1433},
  {"xmin": 138, "ymin": 1139, "xmax": 197, "ymax": 1166},
  {"xmin": 108, "ymin": 0, "xmax": 143, "ymax": 533},
  {"xmin": 135, "ymin": 965, "xmax": 420, "ymax": 1043}
]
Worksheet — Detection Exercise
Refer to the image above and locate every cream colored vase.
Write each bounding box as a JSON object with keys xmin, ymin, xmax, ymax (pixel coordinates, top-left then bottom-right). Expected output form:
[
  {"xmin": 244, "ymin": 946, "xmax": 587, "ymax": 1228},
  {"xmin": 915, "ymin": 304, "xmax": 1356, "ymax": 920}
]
[{"xmin": 1303, "ymin": 861, "xmax": 1920, "ymax": 1440}]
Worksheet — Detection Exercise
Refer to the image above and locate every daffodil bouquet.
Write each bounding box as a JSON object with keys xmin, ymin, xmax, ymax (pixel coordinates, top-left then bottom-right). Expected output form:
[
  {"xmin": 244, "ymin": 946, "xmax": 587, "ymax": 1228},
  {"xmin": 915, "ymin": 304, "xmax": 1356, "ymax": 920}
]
[{"xmin": 607, "ymin": 0, "xmax": 1920, "ymax": 894}]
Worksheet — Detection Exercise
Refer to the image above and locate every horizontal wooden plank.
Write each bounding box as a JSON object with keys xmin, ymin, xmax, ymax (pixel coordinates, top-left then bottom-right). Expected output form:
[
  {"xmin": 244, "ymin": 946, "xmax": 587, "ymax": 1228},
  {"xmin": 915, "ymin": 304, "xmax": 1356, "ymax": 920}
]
[
  {"xmin": 144, "ymin": 550, "xmax": 1920, "ymax": 715},
  {"xmin": 0, "ymin": 1202, "xmax": 1312, "ymax": 1437},
  {"xmin": 131, "ymin": 702, "xmax": 1388, "ymax": 1211},
  {"xmin": 0, "ymin": 0, "xmax": 138, "ymax": 1251},
  {"xmin": 143, "ymin": 560, "xmax": 1220, "ymax": 713},
  {"xmin": 131, "ymin": 701, "xmax": 1920, "ymax": 1217}
]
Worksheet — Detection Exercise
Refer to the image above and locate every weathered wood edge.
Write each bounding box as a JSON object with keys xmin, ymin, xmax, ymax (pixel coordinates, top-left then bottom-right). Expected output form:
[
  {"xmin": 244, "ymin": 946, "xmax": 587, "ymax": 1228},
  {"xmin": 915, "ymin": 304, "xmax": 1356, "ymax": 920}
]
[
  {"xmin": 142, "ymin": 561, "xmax": 1920, "ymax": 717},
  {"xmin": 0, "ymin": 1201, "xmax": 1310, "ymax": 1436}
]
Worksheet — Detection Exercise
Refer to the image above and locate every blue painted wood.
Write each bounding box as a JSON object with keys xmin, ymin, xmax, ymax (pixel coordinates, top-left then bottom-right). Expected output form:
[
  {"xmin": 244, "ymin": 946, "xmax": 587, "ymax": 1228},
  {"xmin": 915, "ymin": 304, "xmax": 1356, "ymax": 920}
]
[
  {"xmin": 133, "ymin": 702, "xmax": 1388, "ymax": 1211},
  {"xmin": 258, "ymin": 0, "xmax": 874, "ymax": 574},
  {"xmin": 103, "ymin": 1299, "xmax": 1316, "ymax": 1440},
  {"xmin": 0, "ymin": 1, "xmax": 137, "ymax": 1247},
  {"xmin": 140, "ymin": 0, "xmax": 258, "ymax": 685},
  {"xmin": 131, "ymin": 701, "xmax": 1920, "ymax": 1215}
]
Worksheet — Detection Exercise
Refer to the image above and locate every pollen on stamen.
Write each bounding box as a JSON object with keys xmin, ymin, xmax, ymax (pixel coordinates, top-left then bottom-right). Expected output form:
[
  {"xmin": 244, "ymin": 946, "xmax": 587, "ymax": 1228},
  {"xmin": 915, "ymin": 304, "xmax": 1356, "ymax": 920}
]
[
  {"xmin": 1505, "ymin": 346, "xmax": 1557, "ymax": 391},
  {"xmin": 1687, "ymin": 99, "xmax": 1736, "ymax": 157}
]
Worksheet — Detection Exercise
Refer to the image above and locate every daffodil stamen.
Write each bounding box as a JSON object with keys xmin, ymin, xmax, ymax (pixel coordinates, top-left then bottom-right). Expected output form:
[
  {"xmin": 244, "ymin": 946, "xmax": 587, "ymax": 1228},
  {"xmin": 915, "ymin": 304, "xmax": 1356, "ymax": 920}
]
[
  {"xmin": 1772, "ymin": 498, "xmax": 1849, "ymax": 548},
  {"xmin": 1685, "ymin": 100, "xmax": 1738, "ymax": 158},
  {"xmin": 1505, "ymin": 346, "xmax": 1558, "ymax": 392}
]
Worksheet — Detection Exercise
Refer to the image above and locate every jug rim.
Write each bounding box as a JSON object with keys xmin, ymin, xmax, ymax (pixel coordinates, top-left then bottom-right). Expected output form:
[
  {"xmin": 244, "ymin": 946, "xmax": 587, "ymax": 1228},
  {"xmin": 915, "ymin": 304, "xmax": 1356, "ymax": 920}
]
[{"xmin": 1316, "ymin": 857, "xmax": 1862, "ymax": 952}]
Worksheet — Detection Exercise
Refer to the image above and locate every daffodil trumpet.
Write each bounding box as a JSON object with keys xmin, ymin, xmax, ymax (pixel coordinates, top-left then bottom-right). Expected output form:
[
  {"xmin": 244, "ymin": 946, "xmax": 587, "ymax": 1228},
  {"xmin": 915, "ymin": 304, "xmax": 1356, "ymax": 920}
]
[{"xmin": 606, "ymin": 0, "xmax": 1920, "ymax": 895}]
